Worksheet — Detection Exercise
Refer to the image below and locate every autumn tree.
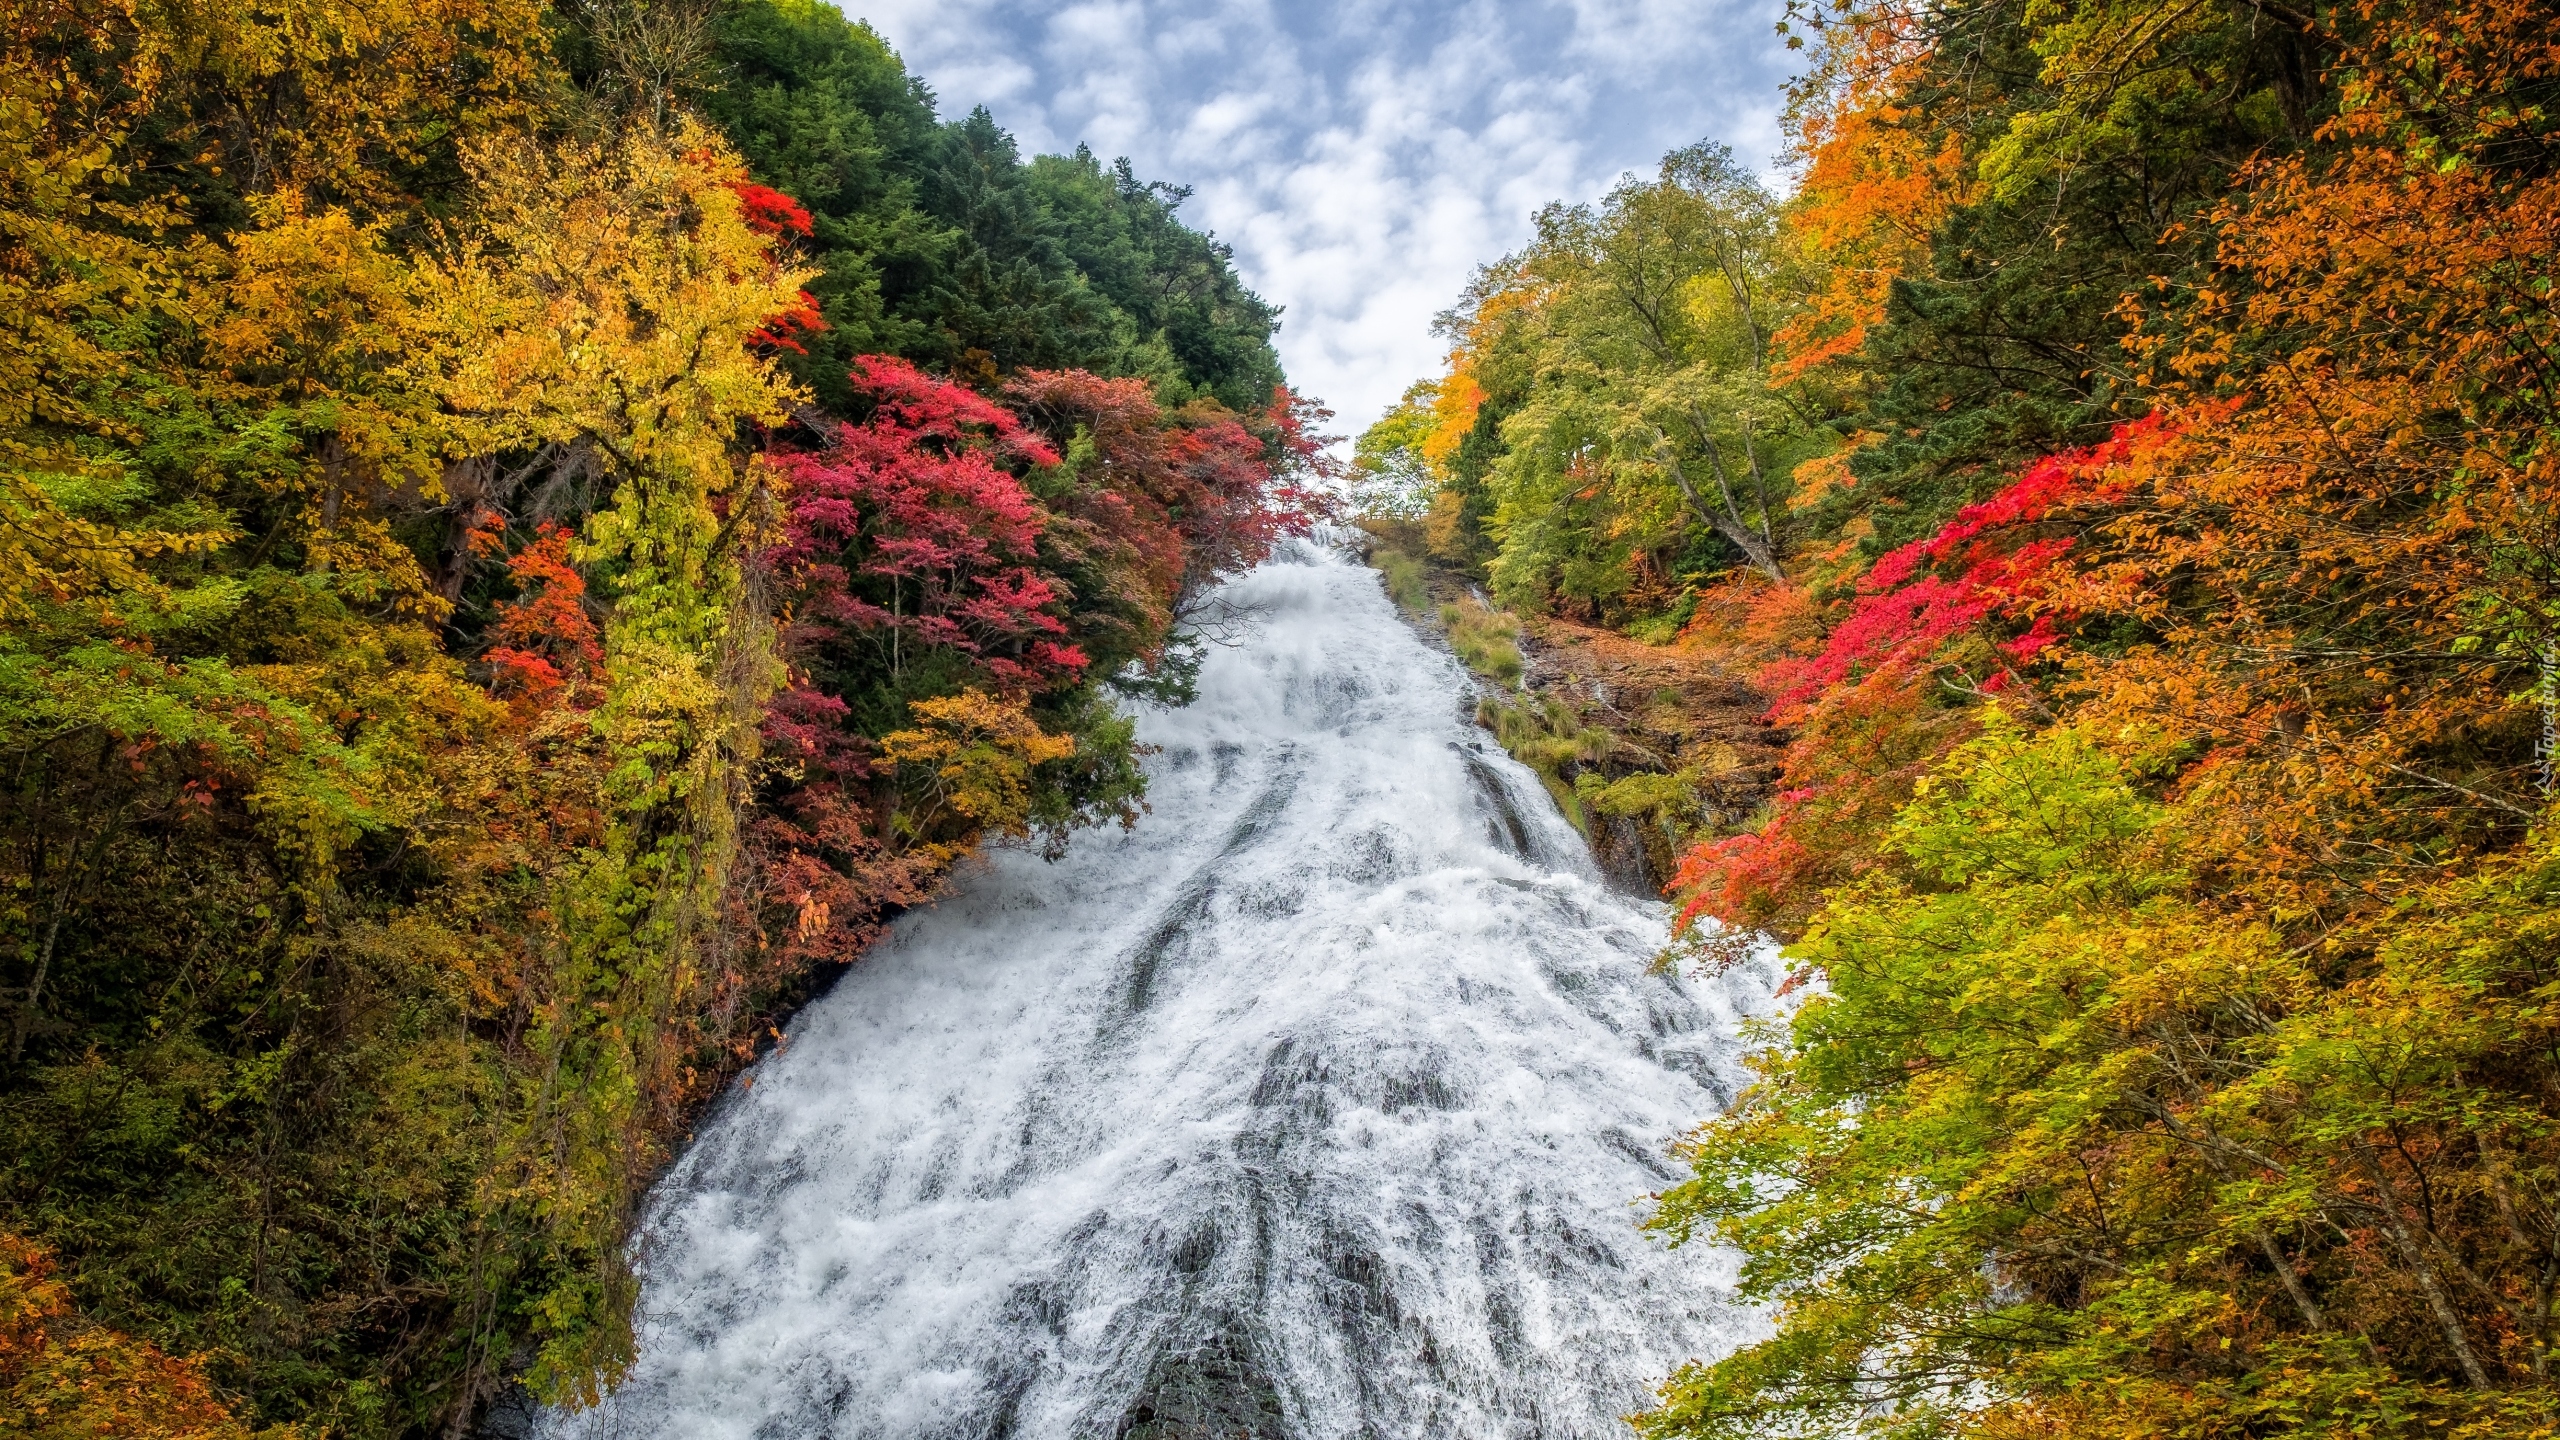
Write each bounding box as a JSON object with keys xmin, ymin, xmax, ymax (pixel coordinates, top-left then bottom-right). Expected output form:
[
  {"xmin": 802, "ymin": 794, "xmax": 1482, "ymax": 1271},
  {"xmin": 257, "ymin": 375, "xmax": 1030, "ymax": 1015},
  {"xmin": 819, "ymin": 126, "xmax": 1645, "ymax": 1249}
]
[
  {"xmin": 1628, "ymin": 1, "xmax": 2560, "ymax": 1436},
  {"xmin": 768, "ymin": 353, "xmax": 1080, "ymax": 727},
  {"xmin": 1646, "ymin": 722, "xmax": 2560, "ymax": 1440},
  {"xmin": 1398, "ymin": 143, "xmax": 1823, "ymax": 626},
  {"xmin": 2063, "ymin": 0, "xmax": 2560, "ymax": 921}
]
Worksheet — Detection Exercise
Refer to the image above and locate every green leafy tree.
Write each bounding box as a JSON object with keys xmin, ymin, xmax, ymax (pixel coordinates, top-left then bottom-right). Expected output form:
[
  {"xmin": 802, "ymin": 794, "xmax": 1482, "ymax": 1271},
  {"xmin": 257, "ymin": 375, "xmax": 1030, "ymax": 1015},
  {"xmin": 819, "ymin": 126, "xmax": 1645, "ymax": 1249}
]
[
  {"xmin": 1474, "ymin": 144, "xmax": 1819, "ymax": 616},
  {"xmin": 1352, "ymin": 380, "xmax": 1441, "ymax": 518},
  {"xmin": 1644, "ymin": 718, "xmax": 2560, "ymax": 1439}
]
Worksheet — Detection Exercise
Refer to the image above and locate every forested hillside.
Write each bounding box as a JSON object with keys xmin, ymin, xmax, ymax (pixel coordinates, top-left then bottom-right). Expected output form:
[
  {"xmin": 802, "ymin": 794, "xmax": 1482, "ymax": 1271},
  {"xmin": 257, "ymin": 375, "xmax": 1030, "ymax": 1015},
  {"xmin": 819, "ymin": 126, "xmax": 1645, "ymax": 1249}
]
[
  {"xmin": 0, "ymin": 0, "xmax": 1321, "ymax": 1432},
  {"xmin": 1362, "ymin": 0, "xmax": 2560, "ymax": 1433}
]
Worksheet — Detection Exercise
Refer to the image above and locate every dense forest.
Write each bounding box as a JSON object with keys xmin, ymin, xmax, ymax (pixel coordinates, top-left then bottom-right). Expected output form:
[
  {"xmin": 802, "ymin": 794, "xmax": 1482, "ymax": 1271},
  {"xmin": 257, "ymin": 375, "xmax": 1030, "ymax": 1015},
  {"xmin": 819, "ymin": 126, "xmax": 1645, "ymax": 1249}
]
[
  {"xmin": 1360, "ymin": 0, "xmax": 2560, "ymax": 1433},
  {"xmin": 0, "ymin": 0, "xmax": 1323, "ymax": 1433}
]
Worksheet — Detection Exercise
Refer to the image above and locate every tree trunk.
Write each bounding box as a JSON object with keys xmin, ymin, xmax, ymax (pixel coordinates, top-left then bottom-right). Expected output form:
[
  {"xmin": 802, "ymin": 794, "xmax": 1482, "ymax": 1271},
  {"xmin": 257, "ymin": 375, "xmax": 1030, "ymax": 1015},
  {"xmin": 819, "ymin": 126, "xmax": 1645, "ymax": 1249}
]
[
  {"xmin": 2350, "ymin": 1143, "xmax": 2496, "ymax": 1389},
  {"xmin": 436, "ymin": 456, "xmax": 500, "ymax": 607},
  {"xmin": 1653, "ymin": 428, "xmax": 1782, "ymax": 580}
]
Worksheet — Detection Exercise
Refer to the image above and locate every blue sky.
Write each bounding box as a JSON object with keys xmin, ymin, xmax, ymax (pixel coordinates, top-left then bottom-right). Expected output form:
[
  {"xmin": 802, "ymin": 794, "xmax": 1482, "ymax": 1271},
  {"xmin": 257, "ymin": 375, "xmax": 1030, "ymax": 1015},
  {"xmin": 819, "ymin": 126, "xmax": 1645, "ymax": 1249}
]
[{"xmin": 846, "ymin": 0, "xmax": 1798, "ymax": 435}]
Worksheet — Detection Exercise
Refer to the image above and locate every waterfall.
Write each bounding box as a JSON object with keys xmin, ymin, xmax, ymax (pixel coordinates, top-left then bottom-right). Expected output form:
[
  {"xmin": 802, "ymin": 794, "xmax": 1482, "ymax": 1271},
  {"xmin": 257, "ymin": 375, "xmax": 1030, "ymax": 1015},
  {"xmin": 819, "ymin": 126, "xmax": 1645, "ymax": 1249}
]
[{"xmin": 540, "ymin": 539, "xmax": 1779, "ymax": 1439}]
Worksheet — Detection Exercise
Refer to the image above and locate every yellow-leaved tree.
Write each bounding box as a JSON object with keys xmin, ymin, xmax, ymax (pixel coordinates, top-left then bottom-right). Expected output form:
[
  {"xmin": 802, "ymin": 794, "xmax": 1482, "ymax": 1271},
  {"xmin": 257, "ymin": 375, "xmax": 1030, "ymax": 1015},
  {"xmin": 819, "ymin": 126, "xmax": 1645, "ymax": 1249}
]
[
  {"xmin": 879, "ymin": 689, "xmax": 1080, "ymax": 860},
  {"xmin": 409, "ymin": 117, "xmax": 817, "ymax": 1406}
]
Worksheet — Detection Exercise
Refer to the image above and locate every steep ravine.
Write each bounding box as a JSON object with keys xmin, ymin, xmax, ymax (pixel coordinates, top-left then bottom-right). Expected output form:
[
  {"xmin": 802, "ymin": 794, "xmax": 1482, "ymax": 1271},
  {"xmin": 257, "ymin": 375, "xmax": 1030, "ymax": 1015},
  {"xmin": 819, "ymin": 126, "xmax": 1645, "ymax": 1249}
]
[{"xmin": 528, "ymin": 539, "xmax": 1778, "ymax": 1439}]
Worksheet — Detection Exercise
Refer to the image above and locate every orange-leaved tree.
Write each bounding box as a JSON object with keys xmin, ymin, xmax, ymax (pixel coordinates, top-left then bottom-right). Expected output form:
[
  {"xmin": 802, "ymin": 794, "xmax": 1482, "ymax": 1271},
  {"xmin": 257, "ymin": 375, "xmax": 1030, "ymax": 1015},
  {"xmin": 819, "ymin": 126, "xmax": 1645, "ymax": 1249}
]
[{"xmin": 2076, "ymin": 0, "xmax": 2560, "ymax": 923}]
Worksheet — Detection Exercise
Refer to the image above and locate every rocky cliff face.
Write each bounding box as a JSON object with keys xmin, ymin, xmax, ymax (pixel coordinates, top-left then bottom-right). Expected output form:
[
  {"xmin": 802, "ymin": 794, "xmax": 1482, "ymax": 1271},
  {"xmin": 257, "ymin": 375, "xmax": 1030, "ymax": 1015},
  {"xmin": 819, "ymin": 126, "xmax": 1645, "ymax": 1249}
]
[{"xmin": 1510, "ymin": 614, "xmax": 1786, "ymax": 891}]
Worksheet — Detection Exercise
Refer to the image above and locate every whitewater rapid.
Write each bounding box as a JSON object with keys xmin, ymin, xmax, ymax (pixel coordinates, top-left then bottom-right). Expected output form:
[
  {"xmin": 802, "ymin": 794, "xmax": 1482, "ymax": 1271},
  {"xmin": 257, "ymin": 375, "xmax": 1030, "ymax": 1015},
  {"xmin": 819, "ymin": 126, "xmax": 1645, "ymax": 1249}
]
[{"xmin": 543, "ymin": 539, "xmax": 1779, "ymax": 1439}]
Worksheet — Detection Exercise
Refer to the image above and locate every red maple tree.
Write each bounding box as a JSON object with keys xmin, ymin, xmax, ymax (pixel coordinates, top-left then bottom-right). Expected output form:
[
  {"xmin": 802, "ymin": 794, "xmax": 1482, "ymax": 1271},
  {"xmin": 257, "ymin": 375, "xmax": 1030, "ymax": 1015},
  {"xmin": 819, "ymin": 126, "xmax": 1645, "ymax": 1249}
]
[{"xmin": 769, "ymin": 355, "xmax": 1086, "ymax": 698}]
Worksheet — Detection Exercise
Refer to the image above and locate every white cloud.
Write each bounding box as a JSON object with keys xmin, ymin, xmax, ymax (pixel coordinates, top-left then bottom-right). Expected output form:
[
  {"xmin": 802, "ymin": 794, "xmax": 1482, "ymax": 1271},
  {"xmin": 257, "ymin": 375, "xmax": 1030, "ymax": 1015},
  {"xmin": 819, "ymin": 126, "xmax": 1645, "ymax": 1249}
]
[{"xmin": 845, "ymin": 0, "xmax": 1794, "ymax": 435}]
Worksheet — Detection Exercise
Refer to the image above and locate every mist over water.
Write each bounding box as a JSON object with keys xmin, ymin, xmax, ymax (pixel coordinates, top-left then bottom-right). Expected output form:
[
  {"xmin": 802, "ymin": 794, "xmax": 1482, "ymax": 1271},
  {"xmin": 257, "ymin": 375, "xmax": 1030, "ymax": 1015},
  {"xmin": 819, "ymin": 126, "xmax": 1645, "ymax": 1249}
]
[{"xmin": 541, "ymin": 539, "xmax": 1778, "ymax": 1439}]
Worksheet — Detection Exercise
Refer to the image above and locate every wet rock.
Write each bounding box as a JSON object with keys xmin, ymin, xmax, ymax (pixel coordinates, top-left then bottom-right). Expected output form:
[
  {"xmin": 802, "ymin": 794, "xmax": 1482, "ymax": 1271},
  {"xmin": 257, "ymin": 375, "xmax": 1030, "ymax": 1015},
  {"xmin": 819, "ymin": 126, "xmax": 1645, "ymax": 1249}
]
[{"xmin": 1114, "ymin": 1327, "xmax": 1289, "ymax": 1439}]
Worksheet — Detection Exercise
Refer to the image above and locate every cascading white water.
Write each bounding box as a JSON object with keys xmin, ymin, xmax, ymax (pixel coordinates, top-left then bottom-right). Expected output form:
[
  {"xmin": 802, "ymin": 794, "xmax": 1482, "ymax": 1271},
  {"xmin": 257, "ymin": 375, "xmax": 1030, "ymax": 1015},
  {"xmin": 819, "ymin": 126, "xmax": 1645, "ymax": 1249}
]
[{"xmin": 543, "ymin": 539, "xmax": 1779, "ymax": 1439}]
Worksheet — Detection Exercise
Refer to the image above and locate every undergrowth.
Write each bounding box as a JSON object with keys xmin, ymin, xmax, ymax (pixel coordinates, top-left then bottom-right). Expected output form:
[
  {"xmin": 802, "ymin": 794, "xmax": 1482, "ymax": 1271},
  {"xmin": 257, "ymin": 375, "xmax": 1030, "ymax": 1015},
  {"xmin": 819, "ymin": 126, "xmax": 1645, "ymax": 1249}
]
[
  {"xmin": 1440, "ymin": 596, "xmax": 1524, "ymax": 685},
  {"xmin": 1372, "ymin": 544, "xmax": 1432, "ymax": 615},
  {"xmin": 1476, "ymin": 693, "xmax": 1612, "ymax": 830}
]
